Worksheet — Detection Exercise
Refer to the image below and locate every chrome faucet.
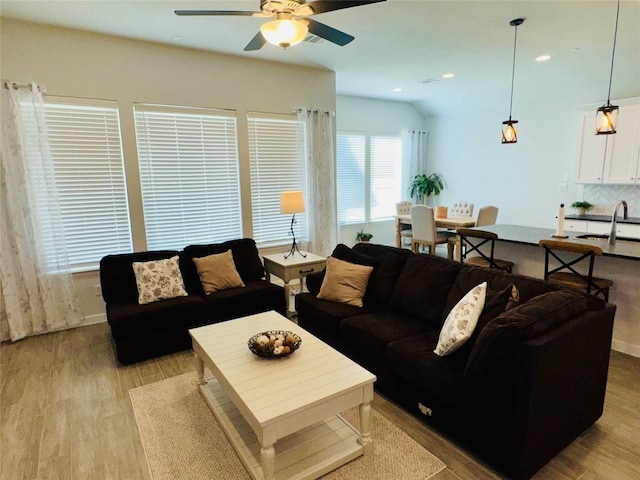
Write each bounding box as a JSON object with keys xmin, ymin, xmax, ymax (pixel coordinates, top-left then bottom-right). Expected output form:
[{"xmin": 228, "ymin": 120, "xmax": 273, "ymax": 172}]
[{"xmin": 608, "ymin": 200, "xmax": 628, "ymax": 245}]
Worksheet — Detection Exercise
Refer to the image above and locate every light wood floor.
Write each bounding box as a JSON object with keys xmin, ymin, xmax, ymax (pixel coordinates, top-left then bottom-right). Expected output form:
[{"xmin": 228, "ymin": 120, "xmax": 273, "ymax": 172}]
[{"xmin": 1, "ymin": 322, "xmax": 639, "ymax": 480}]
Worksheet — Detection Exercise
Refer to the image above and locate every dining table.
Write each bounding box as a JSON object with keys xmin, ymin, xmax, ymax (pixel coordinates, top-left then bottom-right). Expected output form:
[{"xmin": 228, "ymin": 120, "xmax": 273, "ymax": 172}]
[{"xmin": 395, "ymin": 213, "xmax": 476, "ymax": 248}]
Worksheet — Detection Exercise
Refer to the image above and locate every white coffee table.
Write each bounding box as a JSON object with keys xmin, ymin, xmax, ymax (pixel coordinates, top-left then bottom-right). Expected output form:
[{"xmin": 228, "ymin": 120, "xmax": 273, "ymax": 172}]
[{"xmin": 189, "ymin": 311, "xmax": 376, "ymax": 480}]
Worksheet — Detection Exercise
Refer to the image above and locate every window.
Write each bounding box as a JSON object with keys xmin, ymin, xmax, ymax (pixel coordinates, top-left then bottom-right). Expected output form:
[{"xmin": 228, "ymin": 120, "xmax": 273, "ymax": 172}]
[
  {"xmin": 336, "ymin": 133, "xmax": 402, "ymax": 224},
  {"xmin": 134, "ymin": 104, "xmax": 241, "ymax": 251},
  {"xmin": 336, "ymin": 133, "xmax": 366, "ymax": 224},
  {"xmin": 370, "ymin": 135, "xmax": 403, "ymax": 220},
  {"xmin": 247, "ymin": 112, "xmax": 307, "ymax": 247},
  {"xmin": 39, "ymin": 97, "xmax": 132, "ymax": 271}
]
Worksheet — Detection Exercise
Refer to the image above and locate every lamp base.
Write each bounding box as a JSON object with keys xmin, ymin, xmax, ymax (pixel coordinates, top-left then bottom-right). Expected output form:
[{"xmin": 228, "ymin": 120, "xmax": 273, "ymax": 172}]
[
  {"xmin": 284, "ymin": 213, "xmax": 307, "ymax": 259},
  {"xmin": 284, "ymin": 238, "xmax": 306, "ymax": 259}
]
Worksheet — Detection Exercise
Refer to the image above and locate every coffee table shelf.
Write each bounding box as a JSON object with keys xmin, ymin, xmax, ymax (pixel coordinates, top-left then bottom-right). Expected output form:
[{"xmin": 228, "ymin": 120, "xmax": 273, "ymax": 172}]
[{"xmin": 200, "ymin": 377, "xmax": 363, "ymax": 480}]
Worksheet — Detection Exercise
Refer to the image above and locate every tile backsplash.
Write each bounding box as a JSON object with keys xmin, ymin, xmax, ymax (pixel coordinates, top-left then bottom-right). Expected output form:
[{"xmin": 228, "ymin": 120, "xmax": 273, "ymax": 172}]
[{"xmin": 582, "ymin": 185, "xmax": 640, "ymax": 217}]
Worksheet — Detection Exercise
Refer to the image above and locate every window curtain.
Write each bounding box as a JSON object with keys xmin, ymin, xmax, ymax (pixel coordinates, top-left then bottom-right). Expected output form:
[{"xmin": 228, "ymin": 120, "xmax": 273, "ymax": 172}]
[
  {"xmin": 0, "ymin": 82, "xmax": 83, "ymax": 342},
  {"xmin": 401, "ymin": 129, "xmax": 429, "ymax": 202},
  {"xmin": 296, "ymin": 108, "xmax": 338, "ymax": 256}
]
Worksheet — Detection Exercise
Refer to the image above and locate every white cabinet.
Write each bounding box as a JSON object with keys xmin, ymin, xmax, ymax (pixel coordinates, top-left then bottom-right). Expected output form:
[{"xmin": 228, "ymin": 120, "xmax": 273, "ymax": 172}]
[
  {"xmin": 586, "ymin": 221, "xmax": 610, "ymax": 235},
  {"xmin": 564, "ymin": 220, "xmax": 588, "ymax": 232},
  {"xmin": 575, "ymin": 104, "xmax": 640, "ymax": 184}
]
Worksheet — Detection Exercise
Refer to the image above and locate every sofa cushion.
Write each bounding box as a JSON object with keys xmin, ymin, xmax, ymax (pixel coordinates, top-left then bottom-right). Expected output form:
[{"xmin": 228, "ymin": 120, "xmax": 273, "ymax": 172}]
[
  {"xmin": 107, "ymin": 295, "xmax": 208, "ymax": 340},
  {"xmin": 389, "ymin": 254, "xmax": 462, "ymax": 327},
  {"xmin": 352, "ymin": 243, "xmax": 412, "ymax": 306},
  {"xmin": 296, "ymin": 292, "xmax": 376, "ymax": 337},
  {"xmin": 340, "ymin": 311, "xmax": 426, "ymax": 356},
  {"xmin": 193, "ymin": 250, "xmax": 245, "ymax": 294},
  {"xmin": 387, "ymin": 328, "xmax": 467, "ymax": 412},
  {"xmin": 181, "ymin": 238, "xmax": 264, "ymax": 294},
  {"xmin": 465, "ymin": 289, "xmax": 589, "ymax": 381},
  {"xmin": 132, "ymin": 255, "xmax": 188, "ymax": 304},
  {"xmin": 317, "ymin": 256, "xmax": 374, "ymax": 307},
  {"xmin": 100, "ymin": 250, "xmax": 180, "ymax": 304},
  {"xmin": 198, "ymin": 280, "xmax": 286, "ymax": 322},
  {"xmin": 434, "ymin": 282, "xmax": 487, "ymax": 356}
]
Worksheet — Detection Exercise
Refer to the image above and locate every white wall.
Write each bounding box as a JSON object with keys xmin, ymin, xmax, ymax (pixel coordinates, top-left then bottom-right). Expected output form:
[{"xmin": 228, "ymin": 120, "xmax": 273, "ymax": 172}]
[
  {"xmin": 336, "ymin": 95, "xmax": 425, "ymax": 247},
  {"xmin": 1, "ymin": 18, "xmax": 336, "ymax": 324}
]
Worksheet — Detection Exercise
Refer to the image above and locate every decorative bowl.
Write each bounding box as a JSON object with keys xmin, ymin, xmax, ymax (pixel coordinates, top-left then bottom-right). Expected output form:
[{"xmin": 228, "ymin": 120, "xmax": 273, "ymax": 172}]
[{"xmin": 248, "ymin": 330, "xmax": 302, "ymax": 358}]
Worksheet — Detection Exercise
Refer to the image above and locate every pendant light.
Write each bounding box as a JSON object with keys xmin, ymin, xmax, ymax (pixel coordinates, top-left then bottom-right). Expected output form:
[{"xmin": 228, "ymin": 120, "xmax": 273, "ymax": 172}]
[
  {"xmin": 595, "ymin": 0, "xmax": 621, "ymax": 135},
  {"xmin": 502, "ymin": 18, "xmax": 524, "ymax": 144}
]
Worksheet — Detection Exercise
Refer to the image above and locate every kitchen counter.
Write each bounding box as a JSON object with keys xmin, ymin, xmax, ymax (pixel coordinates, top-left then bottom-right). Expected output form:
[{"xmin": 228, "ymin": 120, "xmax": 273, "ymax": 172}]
[
  {"xmin": 565, "ymin": 214, "xmax": 640, "ymax": 225},
  {"xmin": 471, "ymin": 224, "xmax": 640, "ymax": 261}
]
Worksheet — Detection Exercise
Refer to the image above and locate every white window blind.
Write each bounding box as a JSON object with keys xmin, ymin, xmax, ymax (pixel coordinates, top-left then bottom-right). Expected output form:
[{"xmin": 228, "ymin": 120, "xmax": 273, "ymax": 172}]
[
  {"xmin": 336, "ymin": 133, "xmax": 366, "ymax": 225},
  {"xmin": 248, "ymin": 112, "xmax": 307, "ymax": 247},
  {"xmin": 40, "ymin": 97, "xmax": 132, "ymax": 271},
  {"xmin": 134, "ymin": 104, "xmax": 241, "ymax": 250},
  {"xmin": 370, "ymin": 135, "xmax": 402, "ymax": 220}
]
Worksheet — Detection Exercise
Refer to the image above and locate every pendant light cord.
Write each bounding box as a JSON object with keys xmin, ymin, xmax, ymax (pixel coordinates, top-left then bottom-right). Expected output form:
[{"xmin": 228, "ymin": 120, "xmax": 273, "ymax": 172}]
[
  {"xmin": 508, "ymin": 22, "xmax": 519, "ymax": 118},
  {"xmin": 606, "ymin": 0, "xmax": 620, "ymax": 104}
]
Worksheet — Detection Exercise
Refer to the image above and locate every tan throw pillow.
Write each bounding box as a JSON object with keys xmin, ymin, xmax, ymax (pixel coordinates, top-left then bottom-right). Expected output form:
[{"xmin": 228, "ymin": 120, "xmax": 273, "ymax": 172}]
[
  {"xmin": 317, "ymin": 256, "xmax": 374, "ymax": 307},
  {"xmin": 192, "ymin": 250, "xmax": 245, "ymax": 294},
  {"xmin": 132, "ymin": 256, "xmax": 188, "ymax": 305},
  {"xmin": 434, "ymin": 282, "xmax": 487, "ymax": 356}
]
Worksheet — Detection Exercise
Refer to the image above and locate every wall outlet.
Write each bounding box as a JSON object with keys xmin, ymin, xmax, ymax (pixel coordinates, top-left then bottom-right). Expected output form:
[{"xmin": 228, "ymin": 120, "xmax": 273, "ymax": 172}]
[{"xmin": 94, "ymin": 284, "xmax": 102, "ymax": 297}]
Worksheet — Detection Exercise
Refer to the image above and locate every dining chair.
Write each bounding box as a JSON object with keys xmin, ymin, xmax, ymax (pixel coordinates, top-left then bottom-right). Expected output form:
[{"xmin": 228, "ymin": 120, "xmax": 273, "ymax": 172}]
[
  {"xmin": 396, "ymin": 201, "xmax": 413, "ymax": 247},
  {"xmin": 450, "ymin": 201, "xmax": 474, "ymax": 217},
  {"xmin": 538, "ymin": 239, "xmax": 613, "ymax": 301},
  {"xmin": 411, "ymin": 205, "xmax": 451, "ymax": 255},
  {"xmin": 448, "ymin": 205, "xmax": 499, "ymax": 258},
  {"xmin": 455, "ymin": 228, "xmax": 514, "ymax": 273}
]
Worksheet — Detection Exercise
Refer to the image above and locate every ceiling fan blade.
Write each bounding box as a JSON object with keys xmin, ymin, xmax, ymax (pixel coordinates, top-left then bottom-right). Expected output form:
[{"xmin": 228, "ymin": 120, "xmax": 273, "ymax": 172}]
[
  {"xmin": 306, "ymin": 19, "xmax": 354, "ymax": 46},
  {"xmin": 244, "ymin": 32, "xmax": 267, "ymax": 51},
  {"xmin": 306, "ymin": 0, "xmax": 386, "ymax": 16},
  {"xmin": 174, "ymin": 10, "xmax": 262, "ymax": 17}
]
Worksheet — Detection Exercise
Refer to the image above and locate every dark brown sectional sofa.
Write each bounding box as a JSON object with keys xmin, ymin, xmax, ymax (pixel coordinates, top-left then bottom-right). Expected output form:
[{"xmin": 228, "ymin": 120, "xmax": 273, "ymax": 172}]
[
  {"xmin": 296, "ymin": 242, "xmax": 616, "ymax": 480},
  {"xmin": 100, "ymin": 238, "xmax": 286, "ymax": 364}
]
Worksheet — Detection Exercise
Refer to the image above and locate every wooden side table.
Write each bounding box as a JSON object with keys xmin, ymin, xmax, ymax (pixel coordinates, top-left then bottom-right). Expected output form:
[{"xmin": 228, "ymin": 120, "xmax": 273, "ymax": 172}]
[{"xmin": 263, "ymin": 252, "xmax": 326, "ymax": 317}]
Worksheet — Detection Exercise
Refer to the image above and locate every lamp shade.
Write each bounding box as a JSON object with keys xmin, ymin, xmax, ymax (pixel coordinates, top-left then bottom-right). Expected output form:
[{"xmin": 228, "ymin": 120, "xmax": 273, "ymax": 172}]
[
  {"xmin": 280, "ymin": 191, "xmax": 305, "ymax": 214},
  {"xmin": 260, "ymin": 19, "xmax": 308, "ymax": 49}
]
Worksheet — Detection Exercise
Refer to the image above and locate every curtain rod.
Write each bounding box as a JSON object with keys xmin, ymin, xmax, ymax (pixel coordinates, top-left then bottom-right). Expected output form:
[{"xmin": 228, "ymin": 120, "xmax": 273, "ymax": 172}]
[{"xmin": 1, "ymin": 80, "xmax": 47, "ymax": 93}]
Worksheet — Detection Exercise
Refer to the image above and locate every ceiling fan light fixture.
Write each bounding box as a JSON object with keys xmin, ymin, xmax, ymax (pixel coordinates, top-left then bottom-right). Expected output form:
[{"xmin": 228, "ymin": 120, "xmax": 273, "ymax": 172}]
[
  {"xmin": 260, "ymin": 18, "xmax": 308, "ymax": 49},
  {"xmin": 596, "ymin": 0, "xmax": 621, "ymax": 135}
]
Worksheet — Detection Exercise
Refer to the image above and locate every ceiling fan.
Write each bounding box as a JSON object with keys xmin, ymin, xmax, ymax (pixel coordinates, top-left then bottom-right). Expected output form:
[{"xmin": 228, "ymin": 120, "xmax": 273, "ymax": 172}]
[{"xmin": 175, "ymin": 0, "xmax": 386, "ymax": 51}]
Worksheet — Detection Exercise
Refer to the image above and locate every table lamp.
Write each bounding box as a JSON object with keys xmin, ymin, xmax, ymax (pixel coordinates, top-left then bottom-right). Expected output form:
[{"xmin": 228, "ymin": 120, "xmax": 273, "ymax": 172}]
[{"xmin": 280, "ymin": 190, "xmax": 307, "ymax": 259}]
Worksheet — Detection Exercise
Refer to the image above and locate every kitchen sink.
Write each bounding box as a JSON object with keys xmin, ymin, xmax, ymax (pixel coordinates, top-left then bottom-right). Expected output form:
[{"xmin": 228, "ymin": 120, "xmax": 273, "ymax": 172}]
[{"xmin": 575, "ymin": 234, "xmax": 640, "ymax": 243}]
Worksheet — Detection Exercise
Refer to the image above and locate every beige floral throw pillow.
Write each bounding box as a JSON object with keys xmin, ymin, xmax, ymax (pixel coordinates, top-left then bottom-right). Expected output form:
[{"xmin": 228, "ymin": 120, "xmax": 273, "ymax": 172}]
[
  {"xmin": 434, "ymin": 282, "xmax": 487, "ymax": 356},
  {"xmin": 132, "ymin": 256, "xmax": 188, "ymax": 304}
]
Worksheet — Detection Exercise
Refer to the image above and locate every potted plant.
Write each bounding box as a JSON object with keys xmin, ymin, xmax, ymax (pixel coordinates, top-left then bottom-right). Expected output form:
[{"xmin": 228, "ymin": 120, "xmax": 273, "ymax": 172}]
[
  {"xmin": 409, "ymin": 173, "xmax": 445, "ymax": 204},
  {"xmin": 356, "ymin": 229, "xmax": 373, "ymax": 242},
  {"xmin": 570, "ymin": 201, "xmax": 593, "ymax": 216}
]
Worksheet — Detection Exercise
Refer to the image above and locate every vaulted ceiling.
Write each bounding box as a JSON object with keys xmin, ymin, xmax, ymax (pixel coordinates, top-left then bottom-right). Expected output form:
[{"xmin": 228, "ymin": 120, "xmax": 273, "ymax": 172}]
[{"xmin": 2, "ymin": 0, "xmax": 639, "ymax": 116}]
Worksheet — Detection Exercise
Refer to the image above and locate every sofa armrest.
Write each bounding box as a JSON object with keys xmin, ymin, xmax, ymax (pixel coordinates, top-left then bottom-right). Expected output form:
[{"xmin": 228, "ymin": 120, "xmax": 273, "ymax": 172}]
[
  {"xmin": 464, "ymin": 305, "xmax": 615, "ymax": 480},
  {"xmin": 305, "ymin": 269, "xmax": 326, "ymax": 296}
]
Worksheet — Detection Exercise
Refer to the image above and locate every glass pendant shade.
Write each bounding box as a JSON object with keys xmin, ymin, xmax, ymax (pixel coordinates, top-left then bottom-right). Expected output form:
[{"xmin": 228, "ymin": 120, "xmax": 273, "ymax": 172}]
[
  {"xmin": 260, "ymin": 19, "xmax": 308, "ymax": 49},
  {"xmin": 595, "ymin": 103, "xmax": 619, "ymax": 135},
  {"xmin": 501, "ymin": 119, "xmax": 518, "ymax": 144}
]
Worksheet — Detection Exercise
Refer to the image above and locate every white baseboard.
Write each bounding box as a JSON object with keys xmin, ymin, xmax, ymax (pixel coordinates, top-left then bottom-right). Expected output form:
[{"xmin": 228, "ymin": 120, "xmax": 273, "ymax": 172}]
[{"xmin": 611, "ymin": 339, "xmax": 640, "ymax": 358}]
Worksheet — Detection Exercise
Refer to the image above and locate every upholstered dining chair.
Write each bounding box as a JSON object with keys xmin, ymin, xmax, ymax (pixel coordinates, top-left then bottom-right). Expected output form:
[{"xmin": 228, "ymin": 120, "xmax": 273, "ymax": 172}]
[
  {"xmin": 475, "ymin": 205, "xmax": 499, "ymax": 227},
  {"xmin": 538, "ymin": 239, "xmax": 613, "ymax": 301},
  {"xmin": 411, "ymin": 205, "xmax": 451, "ymax": 255},
  {"xmin": 455, "ymin": 228, "xmax": 514, "ymax": 273},
  {"xmin": 450, "ymin": 201, "xmax": 474, "ymax": 217},
  {"xmin": 448, "ymin": 205, "xmax": 499, "ymax": 259},
  {"xmin": 396, "ymin": 201, "xmax": 413, "ymax": 247}
]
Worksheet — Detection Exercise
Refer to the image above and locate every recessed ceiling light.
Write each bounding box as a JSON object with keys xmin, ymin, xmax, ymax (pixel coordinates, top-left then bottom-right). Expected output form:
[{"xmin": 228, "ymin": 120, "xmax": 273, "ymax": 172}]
[
  {"xmin": 393, "ymin": 87, "xmax": 403, "ymax": 92},
  {"xmin": 535, "ymin": 55, "xmax": 551, "ymax": 62},
  {"xmin": 442, "ymin": 73, "xmax": 455, "ymax": 79},
  {"xmin": 172, "ymin": 35, "xmax": 184, "ymax": 42}
]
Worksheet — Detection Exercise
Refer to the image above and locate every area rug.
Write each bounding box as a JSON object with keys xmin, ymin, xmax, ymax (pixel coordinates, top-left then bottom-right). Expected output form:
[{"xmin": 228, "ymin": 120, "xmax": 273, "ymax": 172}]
[{"xmin": 130, "ymin": 373, "xmax": 446, "ymax": 480}]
